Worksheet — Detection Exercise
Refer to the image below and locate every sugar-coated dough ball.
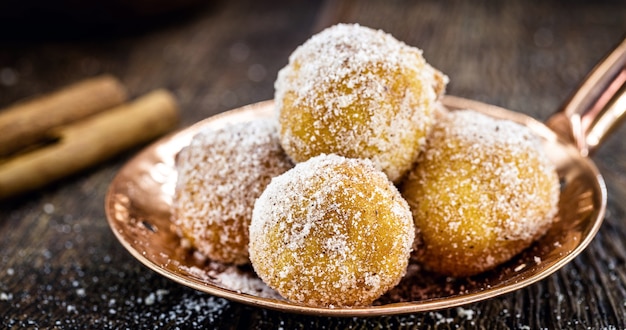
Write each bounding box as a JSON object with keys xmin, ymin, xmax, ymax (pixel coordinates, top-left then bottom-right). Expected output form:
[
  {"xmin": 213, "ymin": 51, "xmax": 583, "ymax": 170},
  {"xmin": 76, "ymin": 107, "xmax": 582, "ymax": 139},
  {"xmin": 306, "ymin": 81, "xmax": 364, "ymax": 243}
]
[
  {"xmin": 249, "ymin": 154, "xmax": 414, "ymax": 307},
  {"xmin": 275, "ymin": 23, "xmax": 447, "ymax": 182},
  {"xmin": 401, "ymin": 110, "xmax": 560, "ymax": 277},
  {"xmin": 173, "ymin": 119, "xmax": 293, "ymax": 265}
]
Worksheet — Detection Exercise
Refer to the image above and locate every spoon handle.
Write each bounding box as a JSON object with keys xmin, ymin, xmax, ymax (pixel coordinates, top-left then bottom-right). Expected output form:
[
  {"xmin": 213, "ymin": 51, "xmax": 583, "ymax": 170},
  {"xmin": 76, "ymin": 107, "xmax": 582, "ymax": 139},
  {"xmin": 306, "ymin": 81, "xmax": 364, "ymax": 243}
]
[{"xmin": 547, "ymin": 37, "xmax": 626, "ymax": 157}]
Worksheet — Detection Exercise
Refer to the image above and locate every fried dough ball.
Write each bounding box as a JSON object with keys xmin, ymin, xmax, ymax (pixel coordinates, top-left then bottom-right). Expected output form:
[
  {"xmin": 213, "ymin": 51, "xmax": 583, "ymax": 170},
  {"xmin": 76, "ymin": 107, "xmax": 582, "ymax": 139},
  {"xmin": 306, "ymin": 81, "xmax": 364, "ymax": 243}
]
[
  {"xmin": 401, "ymin": 110, "xmax": 560, "ymax": 277},
  {"xmin": 275, "ymin": 23, "xmax": 447, "ymax": 182},
  {"xmin": 173, "ymin": 119, "xmax": 293, "ymax": 265},
  {"xmin": 249, "ymin": 154, "xmax": 414, "ymax": 307}
]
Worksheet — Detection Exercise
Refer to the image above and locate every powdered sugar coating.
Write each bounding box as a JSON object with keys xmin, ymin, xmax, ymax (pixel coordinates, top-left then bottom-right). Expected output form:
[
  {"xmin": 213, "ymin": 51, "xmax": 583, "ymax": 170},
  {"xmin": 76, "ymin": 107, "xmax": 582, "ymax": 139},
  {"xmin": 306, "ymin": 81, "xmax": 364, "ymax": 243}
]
[
  {"xmin": 275, "ymin": 23, "xmax": 447, "ymax": 182},
  {"xmin": 173, "ymin": 119, "xmax": 293, "ymax": 265},
  {"xmin": 249, "ymin": 154, "xmax": 414, "ymax": 307},
  {"xmin": 401, "ymin": 110, "xmax": 560, "ymax": 277}
]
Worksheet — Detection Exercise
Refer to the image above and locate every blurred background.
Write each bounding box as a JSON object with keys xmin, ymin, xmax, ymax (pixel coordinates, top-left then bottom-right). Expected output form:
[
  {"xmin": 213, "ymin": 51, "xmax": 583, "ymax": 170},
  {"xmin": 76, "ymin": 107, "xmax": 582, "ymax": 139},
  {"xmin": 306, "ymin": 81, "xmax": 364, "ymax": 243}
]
[{"xmin": 2, "ymin": 0, "xmax": 625, "ymax": 124}]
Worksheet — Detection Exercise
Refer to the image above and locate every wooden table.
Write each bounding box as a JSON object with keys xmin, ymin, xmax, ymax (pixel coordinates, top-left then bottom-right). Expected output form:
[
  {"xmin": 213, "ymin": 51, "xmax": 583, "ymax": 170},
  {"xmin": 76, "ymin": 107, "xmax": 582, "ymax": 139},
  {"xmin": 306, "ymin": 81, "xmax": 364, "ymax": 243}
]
[{"xmin": 2, "ymin": 0, "xmax": 626, "ymax": 328}]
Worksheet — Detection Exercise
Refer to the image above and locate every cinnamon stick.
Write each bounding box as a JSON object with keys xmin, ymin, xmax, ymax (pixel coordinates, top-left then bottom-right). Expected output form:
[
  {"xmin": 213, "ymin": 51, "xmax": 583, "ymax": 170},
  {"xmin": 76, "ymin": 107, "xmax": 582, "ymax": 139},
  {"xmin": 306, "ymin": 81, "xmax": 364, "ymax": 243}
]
[
  {"xmin": 0, "ymin": 75, "xmax": 128, "ymax": 157},
  {"xmin": 0, "ymin": 89, "xmax": 179, "ymax": 199}
]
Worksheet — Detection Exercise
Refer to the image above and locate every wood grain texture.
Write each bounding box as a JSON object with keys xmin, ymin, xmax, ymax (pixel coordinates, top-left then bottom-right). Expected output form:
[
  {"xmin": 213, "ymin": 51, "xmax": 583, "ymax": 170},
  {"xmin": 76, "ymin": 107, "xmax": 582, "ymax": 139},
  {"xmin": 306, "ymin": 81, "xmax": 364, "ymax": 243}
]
[{"xmin": 1, "ymin": 0, "xmax": 626, "ymax": 328}]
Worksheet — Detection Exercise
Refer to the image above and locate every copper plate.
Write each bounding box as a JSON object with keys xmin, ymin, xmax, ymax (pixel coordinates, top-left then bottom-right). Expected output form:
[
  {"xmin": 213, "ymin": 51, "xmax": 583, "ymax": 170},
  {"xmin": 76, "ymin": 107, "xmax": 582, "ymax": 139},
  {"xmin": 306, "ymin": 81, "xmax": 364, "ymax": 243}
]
[
  {"xmin": 104, "ymin": 97, "xmax": 604, "ymax": 316},
  {"xmin": 105, "ymin": 38, "xmax": 626, "ymax": 316}
]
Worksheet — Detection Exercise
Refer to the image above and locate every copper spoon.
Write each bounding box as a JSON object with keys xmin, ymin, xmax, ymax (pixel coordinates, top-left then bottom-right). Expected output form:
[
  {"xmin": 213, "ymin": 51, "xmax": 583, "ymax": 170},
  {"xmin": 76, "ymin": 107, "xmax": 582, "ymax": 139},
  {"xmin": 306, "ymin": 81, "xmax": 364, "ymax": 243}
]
[{"xmin": 105, "ymin": 38, "xmax": 626, "ymax": 316}]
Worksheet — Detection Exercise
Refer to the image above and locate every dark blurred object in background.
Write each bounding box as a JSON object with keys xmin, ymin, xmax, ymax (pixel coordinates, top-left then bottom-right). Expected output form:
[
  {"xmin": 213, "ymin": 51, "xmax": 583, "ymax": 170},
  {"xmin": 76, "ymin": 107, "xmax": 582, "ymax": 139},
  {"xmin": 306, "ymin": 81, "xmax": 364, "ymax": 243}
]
[{"xmin": 0, "ymin": 0, "xmax": 211, "ymax": 41}]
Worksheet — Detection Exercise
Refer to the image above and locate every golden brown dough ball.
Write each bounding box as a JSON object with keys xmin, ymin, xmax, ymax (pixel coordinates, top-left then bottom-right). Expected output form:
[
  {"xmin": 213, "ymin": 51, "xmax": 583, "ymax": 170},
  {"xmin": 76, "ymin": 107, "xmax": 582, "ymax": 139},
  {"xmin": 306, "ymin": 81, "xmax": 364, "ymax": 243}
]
[
  {"xmin": 401, "ymin": 110, "xmax": 560, "ymax": 277},
  {"xmin": 173, "ymin": 119, "xmax": 293, "ymax": 265},
  {"xmin": 249, "ymin": 154, "xmax": 414, "ymax": 307},
  {"xmin": 275, "ymin": 23, "xmax": 447, "ymax": 182}
]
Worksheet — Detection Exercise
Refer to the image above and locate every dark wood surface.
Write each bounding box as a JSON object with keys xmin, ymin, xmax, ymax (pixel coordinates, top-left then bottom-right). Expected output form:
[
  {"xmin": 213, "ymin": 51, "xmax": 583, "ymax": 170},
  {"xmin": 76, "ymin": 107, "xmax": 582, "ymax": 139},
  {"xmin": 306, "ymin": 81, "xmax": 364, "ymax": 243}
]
[{"xmin": 2, "ymin": 0, "xmax": 626, "ymax": 328}]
